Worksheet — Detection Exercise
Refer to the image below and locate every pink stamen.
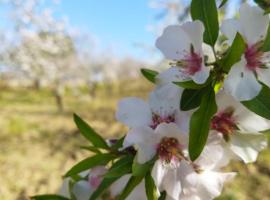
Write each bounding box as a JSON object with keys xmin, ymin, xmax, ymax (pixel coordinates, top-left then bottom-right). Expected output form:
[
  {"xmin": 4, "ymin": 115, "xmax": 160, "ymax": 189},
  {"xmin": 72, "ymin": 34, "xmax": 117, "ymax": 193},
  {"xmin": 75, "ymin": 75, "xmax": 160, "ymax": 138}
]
[
  {"xmin": 211, "ymin": 108, "xmax": 238, "ymax": 141},
  {"xmin": 244, "ymin": 43, "xmax": 264, "ymax": 71},
  {"xmin": 182, "ymin": 51, "xmax": 203, "ymax": 75},
  {"xmin": 156, "ymin": 137, "xmax": 183, "ymax": 164},
  {"xmin": 150, "ymin": 113, "xmax": 175, "ymax": 129}
]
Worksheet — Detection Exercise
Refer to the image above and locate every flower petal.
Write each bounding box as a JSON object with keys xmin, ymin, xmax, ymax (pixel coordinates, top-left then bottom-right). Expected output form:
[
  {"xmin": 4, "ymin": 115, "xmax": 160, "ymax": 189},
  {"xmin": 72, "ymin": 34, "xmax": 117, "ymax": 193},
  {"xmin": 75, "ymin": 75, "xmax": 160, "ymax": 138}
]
[
  {"xmin": 156, "ymin": 25, "xmax": 191, "ymax": 60},
  {"xmin": 191, "ymin": 64, "xmax": 210, "ymax": 84},
  {"xmin": 151, "ymin": 160, "xmax": 167, "ymax": 189},
  {"xmin": 257, "ymin": 67, "xmax": 270, "ymax": 89},
  {"xmin": 72, "ymin": 180, "xmax": 93, "ymax": 200},
  {"xmin": 239, "ymin": 3, "xmax": 269, "ymax": 44},
  {"xmin": 149, "ymin": 84, "xmax": 182, "ymax": 117},
  {"xmin": 116, "ymin": 97, "xmax": 152, "ymax": 128},
  {"xmin": 224, "ymin": 58, "xmax": 262, "ymax": 101},
  {"xmin": 220, "ymin": 19, "xmax": 239, "ymax": 44},
  {"xmin": 156, "ymin": 67, "xmax": 189, "ymax": 86},
  {"xmin": 230, "ymin": 132, "xmax": 267, "ymax": 163},
  {"xmin": 181, "ymin": 20, "xmax": 204, "ymax": 53}
]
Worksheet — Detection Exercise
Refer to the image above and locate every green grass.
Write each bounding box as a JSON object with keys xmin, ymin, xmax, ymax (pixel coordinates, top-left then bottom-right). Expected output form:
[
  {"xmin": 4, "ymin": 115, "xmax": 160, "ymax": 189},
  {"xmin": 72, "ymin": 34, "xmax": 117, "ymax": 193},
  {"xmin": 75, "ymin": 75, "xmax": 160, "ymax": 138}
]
[{"xmin": 0, "ymin": 79, "xmax": 270, "ymax": 200}]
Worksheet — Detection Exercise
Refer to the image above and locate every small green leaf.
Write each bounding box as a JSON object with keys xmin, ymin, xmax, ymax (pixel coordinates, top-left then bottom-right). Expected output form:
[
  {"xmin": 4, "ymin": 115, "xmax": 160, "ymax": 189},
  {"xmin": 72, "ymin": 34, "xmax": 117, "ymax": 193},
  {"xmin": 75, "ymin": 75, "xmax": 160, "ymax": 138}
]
[
  {"xmin": 241, "ymin": 83, "xmax": 270, "ymax": 120},
  {"xmin": 189, "ymin": 87, "xmax": 217, "ymax": 161},
  {"xmin": 105, "ymin": 156, "xmax": 133, "ymax": 178},
  {"xmin": 80, "ymin": 146, "xmax": 101, "ymax": 154},
  {"xmin": 74, "ymin": 114, "xmax": 109, "ymax": 149},
  {"xmin": 191, "ymin": 0, "xmax": 219, "ymax": 46},
  {"xmin": 158, "ymin": 192, "xmax": 167, "ymax": 200},
  {"xmin": 221, "ymin": 33, "xmax": 246, "ymax": 72},
  {"xmin": 180, "ymin": 88, "xmax": 205, "ymax": 111},
  {"xmin": 262, "ymin": 23, "xmax": 270, "ymax": 52},
  {"xmin": 132, "ymin": 156, "xmax": 156, "ymax": 177},
  {"xmin": 141, "ymin": 68, "xmax": 159, "ymax": 83},
  {"xmin": 31, "ymin": 195, "xmax": 70, "ymax": 200},
  {"xmin": 145, "ymin": 172, "xmax": 159, "ymax": 200},
  {"xmin": 174, "ymin": 80, "xmax": 207, "ymax": 89},
  {"xmin": 64, "ymin": 153, "xmax": 115, "ymax": 177},
  {"xmin": 118, "ymin": 176, "xmax": 144, "ymax": 200},
  {"xmin": 219, "ymin": 0, "xmax": 228, "ymax": 8}
]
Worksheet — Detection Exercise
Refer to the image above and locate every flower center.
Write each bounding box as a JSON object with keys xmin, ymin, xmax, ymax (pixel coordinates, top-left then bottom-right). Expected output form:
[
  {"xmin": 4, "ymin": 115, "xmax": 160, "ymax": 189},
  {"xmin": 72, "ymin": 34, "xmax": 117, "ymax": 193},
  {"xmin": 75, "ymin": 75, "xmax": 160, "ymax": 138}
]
[
  {"xmin": 211, "ymin": 108, "xmax": 238, "ymax": 141},
  {"xmin": 150, "ymin": 113, "xmax": 175, "ymax": 129},
  {"xmin": 244, "ymin": 43, "xmax": 264, "ymax": 71},
  {"xmin": 157, "ymin": 137, "xmax": 183, "ymax": 164},
  {"xmin": 181, "ymin": 51, "xmax": 203, "ymax": 75}
]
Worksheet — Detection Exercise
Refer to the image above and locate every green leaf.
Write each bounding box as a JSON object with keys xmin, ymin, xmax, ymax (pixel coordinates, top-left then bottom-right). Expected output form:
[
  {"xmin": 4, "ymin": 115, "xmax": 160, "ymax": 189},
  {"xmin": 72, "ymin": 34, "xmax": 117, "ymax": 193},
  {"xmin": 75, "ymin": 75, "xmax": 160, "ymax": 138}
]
[
  {"xmin": 31, "ymin": 195, "xmax": 70, "ymax": 200},
  {"xmin": 141, "ymin": 68, "xmax": 159, "ymax": 83},
  {"xmin": 158, "ymin": 192, "xmax": 167, "ymax": 200},
  {"xmin": 262, "ymin": 23, "xmax": 270, "ymax": 52},
  {"xmin": 118, "ymin": 176, "xmax": 144, "ymax": 200},
  {"xmin": 191, "ymin": 0, "xmax": 219, "ymax": 46},
  {"xmin": 219, "ymin": 0, "xmax": 228, "ymax": 8},
  {"xmin": 132, "ymin": 156, "xmax": 156, "ymax": 177},
  {"xmin": 180, "ymin": 88, "xmax": 205, "ymax": 111},
  {"xmin": 73, "ymin": 114, "xmax": 109, "ymax": 149},
  {"xmin": 105, "ymin": 156, "xmax": 133, "ymax": 178},
  {"xmin": 89, "ymin": 177, "xmax": 119, "ymax": 200},
  {"xmin": 189, "ymin": 87, "xmax": 217, "ymax": 161},
  {"xmin": 221, "ymin": 33, "xmax": 246, "ymax": 72},
  {"xmin": 145, "ymin": 172, "xmax": 159, "ymax": 200},
  {"xmin": 64, "ymin": 153, "xmax": 115, "ymax": 177},
  {"xmin": 174, "ymin": 80, "xmax": 207, "ymax": 89},
  {"xmin": 80, "ymin": 145, "xmax": 101, "ymax": 154},
  {"xmin": 241, "ymin": 83, "xmax": 270, "ymax": 120},
  {"xmin": 110, "ymin": 136, "xmax": 125, "ymax": 150}
]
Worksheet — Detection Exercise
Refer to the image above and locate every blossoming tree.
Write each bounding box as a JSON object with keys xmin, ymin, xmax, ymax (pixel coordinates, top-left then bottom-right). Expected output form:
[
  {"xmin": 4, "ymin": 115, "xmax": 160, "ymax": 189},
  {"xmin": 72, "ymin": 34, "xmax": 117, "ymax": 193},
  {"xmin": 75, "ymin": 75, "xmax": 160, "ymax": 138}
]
[{"xmin": 32, "ymin": 1, "xmax": 270, "ymax": 200}]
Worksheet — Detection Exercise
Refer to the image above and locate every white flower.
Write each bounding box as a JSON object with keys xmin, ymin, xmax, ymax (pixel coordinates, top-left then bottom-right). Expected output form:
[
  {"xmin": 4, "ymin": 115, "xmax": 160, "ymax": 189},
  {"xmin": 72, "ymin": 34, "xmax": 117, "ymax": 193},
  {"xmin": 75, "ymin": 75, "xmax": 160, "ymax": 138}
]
[
  {"xmin": 210, "ymin": 91, "xmax": 269, "ymax": 163},
  {"xmin": 156, "ymin": 20, "xmax": 210, "ymax": 84},
  {"xmin": 179, "ymin": 144, "xmax": 236, "ymax": 200},
  {"xmin": 116, "ymin": 85, "xmax": 190, "ymax": 133},
  {"xmin": 221, "ymin": 3, "xmax": 270, "ymax": 101}
]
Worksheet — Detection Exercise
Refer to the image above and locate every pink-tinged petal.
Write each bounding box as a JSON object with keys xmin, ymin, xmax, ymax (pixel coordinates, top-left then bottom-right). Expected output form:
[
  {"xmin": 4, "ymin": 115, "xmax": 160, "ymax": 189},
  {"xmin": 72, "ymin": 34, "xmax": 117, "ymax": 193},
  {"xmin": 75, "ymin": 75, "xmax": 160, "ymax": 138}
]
[
  {"xmin": 156, "ymin": 25, "xmax": 191, "ymax": 60},
  {"xmin": 239, "ymin": 3, "xmax": 269, "ymax": 44},
  {"xmin": 116, "ymin": 97, "xmax": 152, "ymax": 128},
  {"xmin": 230, "ymin": 132, "xmax": 267, "ymax": 163},
  {"xmin": 88, "ymin": 166, "xmax": 107, "ymax": 189},
  {"xmin": 224, "ymin": 58, "xmax": 262, "ymax": 101}
]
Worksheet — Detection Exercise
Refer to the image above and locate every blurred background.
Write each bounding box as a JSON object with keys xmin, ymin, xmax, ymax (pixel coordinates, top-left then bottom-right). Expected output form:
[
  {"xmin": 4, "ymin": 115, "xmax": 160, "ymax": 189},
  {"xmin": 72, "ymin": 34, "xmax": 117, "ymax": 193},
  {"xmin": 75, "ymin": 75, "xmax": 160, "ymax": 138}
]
[{"xmin": 0, "ymin": 0, "xmax": 269, "ymax": 199}]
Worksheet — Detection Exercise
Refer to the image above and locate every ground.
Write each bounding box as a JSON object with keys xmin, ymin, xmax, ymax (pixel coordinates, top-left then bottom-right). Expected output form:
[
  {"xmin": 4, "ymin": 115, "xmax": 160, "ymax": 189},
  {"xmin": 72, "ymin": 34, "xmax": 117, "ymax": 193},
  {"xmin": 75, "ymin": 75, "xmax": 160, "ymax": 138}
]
[{"xmin": 0, "ymin": 79, "xmax": 270, "ymax": 200}]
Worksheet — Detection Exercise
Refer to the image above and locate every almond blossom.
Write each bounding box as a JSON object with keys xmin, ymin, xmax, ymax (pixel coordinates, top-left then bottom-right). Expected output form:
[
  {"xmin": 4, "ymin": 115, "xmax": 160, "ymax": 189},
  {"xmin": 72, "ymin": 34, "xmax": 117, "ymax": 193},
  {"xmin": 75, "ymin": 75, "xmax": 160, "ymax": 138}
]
[
  {"xmin": 156, "ymin": 20, "xmax": 210, "ymax": 84},
  {"xmin": 209, "ymin": 91, "xmax": 269, "ymax": 163},
  {"xmin": 221, "ymin": 3, "xmax": 270, "ymax": 101}
]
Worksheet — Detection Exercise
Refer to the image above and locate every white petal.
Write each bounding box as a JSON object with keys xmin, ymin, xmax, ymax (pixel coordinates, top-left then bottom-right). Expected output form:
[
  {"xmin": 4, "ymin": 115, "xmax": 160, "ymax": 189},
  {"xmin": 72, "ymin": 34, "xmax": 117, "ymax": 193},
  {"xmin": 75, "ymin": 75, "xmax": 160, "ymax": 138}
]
[
  {"xmin": 257, "ymin": 67, "xmax": 270, "ymax": 89},
  {"xmin": 224, "ymin": 58, "xmax": 262, "ymax": 101},
  {"xmin": 149, "ymin": 84, "xmax": 182, "ymax": 117},
  {"xmin": 174, "ymin": 110, "xmax": 191, "ymax": 133},
  {"xmin": 239, "ymin": 3, "xmax": 269, "ymax": 44},
  {"xmin": 156, "ymin": 25, "xmax": 191, "ymax": 60},
  {"xmin": 123, "ymin": 126, "xmax": 156, "ymax": 148},
  {"xmin": 162, "ymin": 167, "xmax": 182, "ymax": 199},
  {"xmin": 137, "ymin": 143, "xmax": 157, "ymax": 163},
  {"xmin": 72, "ymin": 180, "xmax": 93, "ymax": 200},
  {"xmin": 58, "ymin": 178, "xmax": 71, "ymax": 198},
  {"xmin": 116, "ymin": 97, "xmax": 152, "ymax": 128},
  {"xmin": 220, "ymin": 19, "xmax": 240, "ymax": 44},
  {"xmin": 110, "ymin": 175, "xmax": 130, "ymax": 197},
  {"xmin": 156, "ymin": 67, "xmax": 189, "ymax": 86},
  {"xmin": 195, "ymin": 143, "xmax": 231, "ymax": 170},
  {"xmin": 155, "ymin": 123, "xmax": 188, "ymax": 148},
  {"xmin": 230, "ymin": 132, "xmax": 267, "ymax": 163},
  {"xmin": 151, "ymin": 160, "xmax": 167, "ymax": 189},
  {"xmin": 181, "ymin": 20, "xmax": 205, "ymax": 53},
  {"xmin": 191, "ymin": 64, "xmax": 210, "ymax": 84},
  {"xmin": 186, "ymin": 171, "xmax": 236, "ymax": 200}
]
